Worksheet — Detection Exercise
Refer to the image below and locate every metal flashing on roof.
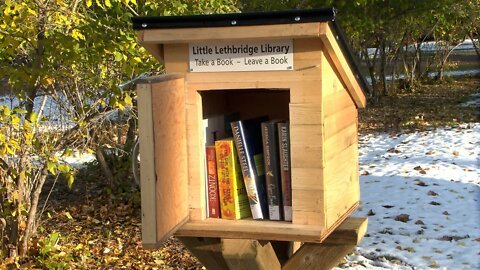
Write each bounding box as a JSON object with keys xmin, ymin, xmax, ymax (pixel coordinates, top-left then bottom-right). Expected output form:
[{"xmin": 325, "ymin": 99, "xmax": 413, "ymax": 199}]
[{"xmin": 132, "ymin": 8, "xmax": 336, "ymax": 30}]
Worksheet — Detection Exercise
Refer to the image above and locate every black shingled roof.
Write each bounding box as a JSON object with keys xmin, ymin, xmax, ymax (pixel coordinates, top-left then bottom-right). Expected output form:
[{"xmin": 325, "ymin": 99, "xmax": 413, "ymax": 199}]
[{"xmin": 131, "ymin": 8, "xmax": 369, "ymax": 95}]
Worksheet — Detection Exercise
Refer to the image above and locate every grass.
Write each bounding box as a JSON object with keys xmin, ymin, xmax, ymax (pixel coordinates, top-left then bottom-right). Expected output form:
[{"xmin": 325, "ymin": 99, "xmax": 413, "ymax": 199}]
[{"xmin": 359, "ymin": 77, "xmax": 479, "ymax": 134}]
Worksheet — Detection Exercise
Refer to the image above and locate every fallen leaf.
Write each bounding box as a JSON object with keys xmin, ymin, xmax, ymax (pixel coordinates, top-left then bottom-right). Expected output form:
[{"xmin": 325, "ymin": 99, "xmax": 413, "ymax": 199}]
[
  {"xmin": 430, "ymin": 201, "xmax": 441, "ymax": 206},
  {"xmin": 382, "ymin": 205, "xmax": 395, "ymax": 209},
  {"xmin": 367, "ymin": 209, "xmax": 375, "ymax": 216},
  {"xmin": 415, "ymin": 180, "xmax": 428, "ymax": 187},
  {"xmin": 387, "ymin": 148, "xmax": 401, "ymax": 153},
  {"xmin": 452, "ymin": 150, "xmax": 459, "ymax": 156},
  {"xmin": 361, "ymin": 170, "xmax": 370, "ymax": 175},
  {"xmin": 442, "ymin": 211, "xmax": 450, "ymax": 215},
  {"xmin": 427, "ymin": 190, "xmax": 438, "ymax": 196},
  {"xmin": 395, "ymin": 214, "xmax": 410, "ymax": 223},
  {"xmin": 415, "ymin": 220, "xmax": 425, "ymax": 225}
]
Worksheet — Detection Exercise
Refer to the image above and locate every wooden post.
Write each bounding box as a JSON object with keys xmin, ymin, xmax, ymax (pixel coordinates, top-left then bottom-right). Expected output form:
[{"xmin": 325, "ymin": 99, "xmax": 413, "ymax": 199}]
[
  {"xmin": 281, "ymin": 244, "xmax": 355, "ymax": 270},
  {"xmin": 178, "ymin": 237, "xmax": 229, "ymax": 270},
  {"xmin": 222, "ymin": 239, "xmax": 281, "ymax": 270},
  {"xmin": 179, "ymin": 217, "xmax": 367, "ymax": 270}
]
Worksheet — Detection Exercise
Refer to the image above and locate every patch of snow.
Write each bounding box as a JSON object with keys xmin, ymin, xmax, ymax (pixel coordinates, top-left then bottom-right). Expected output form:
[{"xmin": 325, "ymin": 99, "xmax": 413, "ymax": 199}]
[
  {"xmin": 61, "ymin": 152, "xmax": 96, "ymax": 169},
  {"xmin": 461, "ymin": 93, "xmax": 480, "ymax": 108},
  {"xmin": 336, "ymin": 123, "xmax": 480, "ymax": 269}
]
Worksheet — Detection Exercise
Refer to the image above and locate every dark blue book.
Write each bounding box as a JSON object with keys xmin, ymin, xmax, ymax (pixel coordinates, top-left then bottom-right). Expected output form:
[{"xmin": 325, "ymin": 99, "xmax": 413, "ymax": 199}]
[{"xmin": 231, "ymin": 116, "xmax": 269, "ymax": 220}]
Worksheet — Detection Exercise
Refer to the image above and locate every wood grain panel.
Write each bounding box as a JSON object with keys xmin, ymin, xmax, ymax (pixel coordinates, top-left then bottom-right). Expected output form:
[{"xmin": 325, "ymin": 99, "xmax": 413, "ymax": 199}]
[
  {"xmin": 319, "ymin": 23, "xmax": 366, "ymax": 108},
  {"xmin": 139, "ymin": 23, "xmax": 323, "ymax": 43},
  {"xmin": 289, "ymin": 104, "xmax": 322, "ymax": 125},
  {"xmin": 323, "ymin": 90, "xmax": 355, "ymax": 117},
  {"xmin": 323, "ymin": 105, "xmax": 357, "ymax": 140},
  {"xmin": 323, "ymin": 122, "xmax": 357, "ymax": 161},
  {"xmin": 151, "ymin": 76, "xmax": 189, "ymax": 243},
  {"xmin": 137, "ymin": 83, "xmax": 157, "ymax": 247},
  {"xmin": 163, "ymin": 43, "xmax": 189, "ymax": 73}
]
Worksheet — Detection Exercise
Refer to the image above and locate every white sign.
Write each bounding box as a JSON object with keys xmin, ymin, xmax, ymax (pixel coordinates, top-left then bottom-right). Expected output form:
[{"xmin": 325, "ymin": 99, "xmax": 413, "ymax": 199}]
[{"xmin": 189, "ymin": 40, "xmax": 294, "ymax": 72}]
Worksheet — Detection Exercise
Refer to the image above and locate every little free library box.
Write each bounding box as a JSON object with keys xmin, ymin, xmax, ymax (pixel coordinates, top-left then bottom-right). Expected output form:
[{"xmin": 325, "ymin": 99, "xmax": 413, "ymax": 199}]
[{"xmin": 132, "ymin": 8, "xmax": 369, "ymax": 258}]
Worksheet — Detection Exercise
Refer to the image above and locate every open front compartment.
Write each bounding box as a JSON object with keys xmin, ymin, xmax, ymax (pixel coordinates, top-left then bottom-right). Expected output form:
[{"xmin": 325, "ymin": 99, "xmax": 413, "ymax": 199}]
[{"xmin": 175, "ymin": 87, "xmax": 329, "ymax": 242}]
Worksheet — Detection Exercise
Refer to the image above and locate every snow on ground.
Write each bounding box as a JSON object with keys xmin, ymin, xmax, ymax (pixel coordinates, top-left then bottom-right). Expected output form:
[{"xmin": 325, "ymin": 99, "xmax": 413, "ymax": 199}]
[{"xmin": 336, "ymin": 123, "xmax": 480, "ymax": 270}]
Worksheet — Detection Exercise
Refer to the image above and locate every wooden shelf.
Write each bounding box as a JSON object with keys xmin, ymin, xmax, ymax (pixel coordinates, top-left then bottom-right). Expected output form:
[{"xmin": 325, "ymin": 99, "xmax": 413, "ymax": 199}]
[{"xmin": 176, "ymin": 218, "xmax": 325, "ymax": 243}]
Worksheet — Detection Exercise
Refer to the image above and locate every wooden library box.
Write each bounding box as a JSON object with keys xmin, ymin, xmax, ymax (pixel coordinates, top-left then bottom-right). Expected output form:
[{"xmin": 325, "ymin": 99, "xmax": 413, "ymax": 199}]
[{"xmin": 132, "ymin": 8, "xmax": 368, "ymax": 248}]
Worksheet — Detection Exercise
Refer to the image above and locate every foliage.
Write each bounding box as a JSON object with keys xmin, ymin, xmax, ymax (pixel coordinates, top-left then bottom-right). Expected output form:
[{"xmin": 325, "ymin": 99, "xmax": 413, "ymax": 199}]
[
  {"xmin": 239, "ymin": 0, "xmax": 479, "ymax": 97},
  {"xmin": 0, "ymin": 105, "xmax": 74, "ymax": 260},
  {"xmin": 0, "ymin": 0, "xmax": 239, "ymax": 264}
]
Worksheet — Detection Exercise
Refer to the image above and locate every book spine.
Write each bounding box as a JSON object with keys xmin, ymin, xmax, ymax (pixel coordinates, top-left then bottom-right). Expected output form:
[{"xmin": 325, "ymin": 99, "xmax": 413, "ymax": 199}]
[
  {"xmin": 261, "ymin": 121, "xmax": 283, "ymax": 220},
  {"xmin": 205, "ymin": 146, "xmax": 220, "ymax": 218},
  {"xmin": 231, "ymin": 121, "xmax": 268, "ymax": 220},
  {"xmin": 215, "ymin": 139, "xmax": 251, "ymax": 220},
  {"xmin": 278, "ymin": 121, "xmax": 292, "ymax": 221}
]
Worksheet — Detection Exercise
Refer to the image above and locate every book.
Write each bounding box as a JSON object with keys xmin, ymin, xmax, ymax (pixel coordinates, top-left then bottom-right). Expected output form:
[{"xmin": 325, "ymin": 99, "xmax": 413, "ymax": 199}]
[
  {"xmin": 215, "ymin": 138, "xmax": 251, "ymax": 220},
  {"xmin": 205, "ymin": 146, "xmax": 220, "ymax": 218},
  {"xmin": 203, "ymin": 112, "xmax": 240, "ymax": 146},
  {"xmin": 261, "ymin": 120, "xmax": 283, "ymax": 220},
  {"xmin": 231, "ymin": 116, "xmax": 270, "ymax": 220},
  {"xmin": 203, "ymin": 112, "xmax": 239, "ymax": 218},
  {"xmin": 278, "ymin": 121, "xmax": 292, "ymax": 221}
]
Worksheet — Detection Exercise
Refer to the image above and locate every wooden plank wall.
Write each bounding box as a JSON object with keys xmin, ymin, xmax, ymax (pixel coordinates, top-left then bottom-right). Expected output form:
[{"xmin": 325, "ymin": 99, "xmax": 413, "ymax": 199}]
[
  {"xmin": 320, "ymin": 49, "xmax": 360, "ymax": 230},
  {"xmin": 289, "ymin": 38, "xmax": 325, "ymax": 226}
]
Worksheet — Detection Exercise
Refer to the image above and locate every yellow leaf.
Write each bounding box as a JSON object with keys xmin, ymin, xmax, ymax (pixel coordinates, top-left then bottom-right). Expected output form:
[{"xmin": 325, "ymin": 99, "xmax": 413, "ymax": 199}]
[
  {"xmin": 86, "ymin": 0, "xmax": 93, "ymax": 7},
  {"xmin": 46, "ymin": 77, "xmax": 54, "ymax": 85},
  {"xmin": 64, "ymin": 211, "xmax": 73, "ymax": 220},
  {"xmin": 105, "ymin": 0, "xmax": 112, "ymax": 8},
  {"xmin": 124, "ymin": 94, "xmax": 132, "ymax": 107}
]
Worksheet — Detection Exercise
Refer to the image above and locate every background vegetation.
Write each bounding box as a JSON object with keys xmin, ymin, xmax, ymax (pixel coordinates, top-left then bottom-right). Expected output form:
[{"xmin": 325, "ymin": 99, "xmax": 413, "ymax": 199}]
[{"xmin": 0, "ymin": 0, "xmax": 478, "ymax": 268}]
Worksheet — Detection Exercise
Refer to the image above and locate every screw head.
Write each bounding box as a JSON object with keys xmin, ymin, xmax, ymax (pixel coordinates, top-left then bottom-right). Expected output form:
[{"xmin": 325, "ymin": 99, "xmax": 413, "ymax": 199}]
[
  {"xmin": 231, "ymin": 20, "xmax": 237, "ymax": 25},
  {"xmin": 294, "ymin": 16, "xmax": 301, "ymax": 22},
  {"xmin": 141, "ymin": 23, "xmax": 147, "ymax": 28}
]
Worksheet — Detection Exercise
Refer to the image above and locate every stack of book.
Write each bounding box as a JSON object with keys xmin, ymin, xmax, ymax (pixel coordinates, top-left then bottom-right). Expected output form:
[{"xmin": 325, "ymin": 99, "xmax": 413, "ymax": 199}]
[{"xmin": 204, "ymin": 114, "xmax": 291, "ymax": 221}]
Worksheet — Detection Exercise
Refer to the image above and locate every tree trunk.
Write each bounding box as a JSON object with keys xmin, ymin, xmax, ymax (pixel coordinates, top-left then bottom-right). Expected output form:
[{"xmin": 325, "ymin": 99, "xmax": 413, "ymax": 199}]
[
  {"xmin": 379, "ymin": 40, "xmax": 387, "ymax": 96},
  {"xmin": 96, "ymin": 146, "xmax": 115, "ymax": 187},
  {"xmin": 364, "ymin": 47, "xmax": 379, "ymax": 101},
  {"xmin": 467, "ymin": 33, "xmax": 480, "ymax": 58},
  {"xmin": 19, "ymin": 166, "xmax": 48, "ymax": 257}
]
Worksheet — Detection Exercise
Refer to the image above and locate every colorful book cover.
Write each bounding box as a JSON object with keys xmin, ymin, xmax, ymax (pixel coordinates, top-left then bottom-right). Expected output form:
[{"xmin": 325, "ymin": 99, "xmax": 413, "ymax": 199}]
[
  {"xmin": 231, "ymin": 117, "xmax": 270, "ymax": 220},
  {"xmin": 215, "ymin": 138, "xmax": 251, "ymax": 220},
  {"xmin": 205, "ymin": 146, "xmax": 221, "ymax": 218},
  {"xmin": 261, "ymin": 120, "xmax": 283, "ymax": 220},
  {"xmin": 278, "ymin": 121, "xmax": 292, "ymax": 221}
]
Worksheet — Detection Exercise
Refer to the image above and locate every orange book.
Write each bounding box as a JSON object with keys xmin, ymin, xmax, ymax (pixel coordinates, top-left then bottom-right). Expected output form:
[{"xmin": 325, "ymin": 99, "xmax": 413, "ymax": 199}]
[
  {"xmin": 206, "ymin": 146, "xmax": 220, "ymax": 218},
  {"xmin": 215, "ymin": 138, "xmax": 251, "ymax": 220}
]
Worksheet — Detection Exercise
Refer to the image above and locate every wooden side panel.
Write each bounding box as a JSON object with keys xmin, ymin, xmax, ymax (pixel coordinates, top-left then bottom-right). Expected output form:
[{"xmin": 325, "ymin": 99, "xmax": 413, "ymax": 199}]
[
  {"xmin": 137, "ymin": 83, "xmax": 157, "ymax": 247},
  {"xmin": 323, "ymin": 90, "xmax": 354, "ymax": 117},
  {"xmin": 324, "ymin": 105, "xmax": 357, "ymax": 140},
  {"xmin": 150, "ymin": 76, "xmax": 189, "ymax": 244},
  {"xmin": 321, "ymin": 47, "xmax": 361, "ymax": 232},
  {"xmin": 324, "ymin": 143, "xmax": 360, "ymax": 229}
]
